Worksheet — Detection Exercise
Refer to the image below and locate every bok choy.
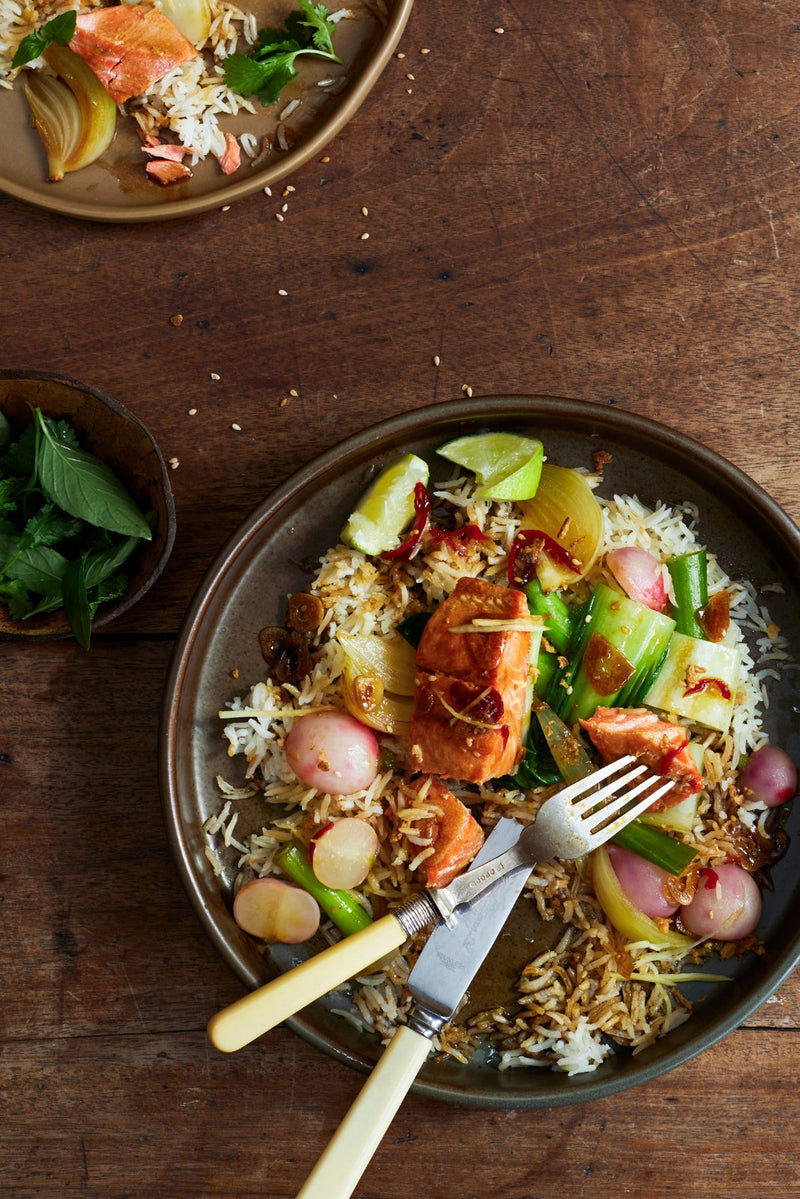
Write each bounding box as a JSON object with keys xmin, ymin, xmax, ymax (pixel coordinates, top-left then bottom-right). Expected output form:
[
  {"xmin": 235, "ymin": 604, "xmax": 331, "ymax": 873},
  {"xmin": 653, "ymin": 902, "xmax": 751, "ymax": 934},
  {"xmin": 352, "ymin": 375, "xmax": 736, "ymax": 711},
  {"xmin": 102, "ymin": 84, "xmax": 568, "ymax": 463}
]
[{"xmin": 550, "ymin": 583, "xmax": 675, "ymax": 724}]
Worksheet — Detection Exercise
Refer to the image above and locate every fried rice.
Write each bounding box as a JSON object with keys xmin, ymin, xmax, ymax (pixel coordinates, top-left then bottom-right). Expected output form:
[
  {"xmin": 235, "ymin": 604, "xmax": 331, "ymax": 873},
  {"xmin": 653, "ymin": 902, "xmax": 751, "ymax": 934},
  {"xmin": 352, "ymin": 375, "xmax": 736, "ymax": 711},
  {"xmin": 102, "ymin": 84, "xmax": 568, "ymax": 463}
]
[{"xmin": 209, "ymin": 470, "xmax": 789, "ymax": 1076}]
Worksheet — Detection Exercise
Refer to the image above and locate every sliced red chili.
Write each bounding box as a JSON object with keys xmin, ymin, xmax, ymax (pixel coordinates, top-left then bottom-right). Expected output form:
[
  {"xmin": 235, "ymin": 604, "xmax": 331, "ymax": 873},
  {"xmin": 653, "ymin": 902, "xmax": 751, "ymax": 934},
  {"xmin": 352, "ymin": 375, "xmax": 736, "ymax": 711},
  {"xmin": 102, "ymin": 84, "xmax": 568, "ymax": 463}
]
[
  {"xmin": 428, "ymin": 523, "xmax": 490, "ymax": 555},
  {"xmin": 507, "ymin": 528, "xmax": 582, "ymax": 586},
  {"xmin": 381, "ymin": 482, "xmax": 431, "ymax": 561},
  {"xmin": 700, "ymin": 867, "xmax": 720, "ymax": 890},
  {"xmin": 683, "ymin": 677, "xmax": 732, "ymax": 701}
]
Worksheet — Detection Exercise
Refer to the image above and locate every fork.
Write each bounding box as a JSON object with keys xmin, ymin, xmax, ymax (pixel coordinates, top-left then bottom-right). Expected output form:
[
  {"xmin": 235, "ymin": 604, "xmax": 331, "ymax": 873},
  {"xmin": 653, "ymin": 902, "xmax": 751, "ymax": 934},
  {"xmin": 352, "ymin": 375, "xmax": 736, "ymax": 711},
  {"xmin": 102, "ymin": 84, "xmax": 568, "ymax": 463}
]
[{"xmin": 207, "ymin": 754, "xmax": 674, "ymax": 1053}]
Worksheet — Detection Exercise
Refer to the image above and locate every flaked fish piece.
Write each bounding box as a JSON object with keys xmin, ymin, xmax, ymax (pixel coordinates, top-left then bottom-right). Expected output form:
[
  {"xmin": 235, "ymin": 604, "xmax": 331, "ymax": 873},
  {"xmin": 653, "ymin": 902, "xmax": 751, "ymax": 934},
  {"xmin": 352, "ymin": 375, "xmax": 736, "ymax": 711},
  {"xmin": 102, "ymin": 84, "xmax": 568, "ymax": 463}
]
[
  {"xmin": 217, "ymin": 132, "xmax": 241, "ymax": 175},
  {"xmin": 70, "ymin": 5, "xmax": 199, "ymax": 105},
  {"xmin": 580, "ymin": 706, "xmax": 703, "ymax": 808},
  {"xmin": 145, "ymin": 158, "xmax": 192, "ymax": 184}
]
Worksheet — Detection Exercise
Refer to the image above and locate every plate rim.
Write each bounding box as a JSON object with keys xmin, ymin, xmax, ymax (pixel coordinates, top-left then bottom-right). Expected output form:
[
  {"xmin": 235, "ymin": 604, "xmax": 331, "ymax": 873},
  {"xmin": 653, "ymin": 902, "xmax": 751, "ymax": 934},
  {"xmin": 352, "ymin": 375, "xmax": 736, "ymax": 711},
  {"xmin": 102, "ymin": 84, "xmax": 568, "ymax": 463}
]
[
  {"xmin": 0, "ymin": 0, "xmax": 414, "ymax": 223},
  {"xmin": 160, "ymin": 394, "xmax": 800, "ymax": 1108}
]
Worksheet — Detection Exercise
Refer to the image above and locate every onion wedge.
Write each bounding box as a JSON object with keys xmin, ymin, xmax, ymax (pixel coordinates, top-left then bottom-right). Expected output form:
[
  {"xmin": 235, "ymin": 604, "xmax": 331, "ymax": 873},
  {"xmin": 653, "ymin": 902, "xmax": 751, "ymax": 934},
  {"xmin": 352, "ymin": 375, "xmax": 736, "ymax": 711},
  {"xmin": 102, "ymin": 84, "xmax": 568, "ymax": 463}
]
[
  {"xmin": 25, "ymin": 45, "xmax": 115, "ymax": 181},
  {"xmin": 159, "ymin": 0, "xmax": 212, "ymax": 47},
  {"xmin": 518, "ymin": 464, "xmax": 603, "ymax": 591},
  {"xmin": 338, "ymin": 630, "xmax": 416, "ymax": 735}
]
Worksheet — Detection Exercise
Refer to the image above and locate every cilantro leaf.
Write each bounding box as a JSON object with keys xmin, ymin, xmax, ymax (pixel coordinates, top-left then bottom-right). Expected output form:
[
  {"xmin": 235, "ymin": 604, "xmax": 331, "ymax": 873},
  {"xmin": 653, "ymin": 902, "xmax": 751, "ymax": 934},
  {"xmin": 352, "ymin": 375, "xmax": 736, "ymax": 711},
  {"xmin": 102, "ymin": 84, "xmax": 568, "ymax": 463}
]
[
  {"xmin": 0, "ymin": 578, "xmax": 30, "ymax": 621},
  {"xmin": 225, "ymin": 2, "xmax": 340, "ymax": 102},
  {"xmin": 1, "ymin": 424, "xmax": 37, "ymax": 476},
  {"xmin": 224, "ymin": 52, "xmax": 293, "ymax": 102},
  {"xmin": 20, "ymin": 501, "xmax": 83, "ymax": 550},
  {"xmin": 291, "ymin": 0, "xmax": 336, "ymax": 54},
  {"xmin": 87, "ymin": 568, "xmax": 129, "ymax": 621},
  {"xmin": 255, "ymin": 29, "xmax": 301, "ymax": 53},
  {"xmin": 11, "ymin": 10, "xmax": 77, "ymax": 69},
  {"xmin": 0, "ymin": 477, "xmax": 22, "ymax": 512}
]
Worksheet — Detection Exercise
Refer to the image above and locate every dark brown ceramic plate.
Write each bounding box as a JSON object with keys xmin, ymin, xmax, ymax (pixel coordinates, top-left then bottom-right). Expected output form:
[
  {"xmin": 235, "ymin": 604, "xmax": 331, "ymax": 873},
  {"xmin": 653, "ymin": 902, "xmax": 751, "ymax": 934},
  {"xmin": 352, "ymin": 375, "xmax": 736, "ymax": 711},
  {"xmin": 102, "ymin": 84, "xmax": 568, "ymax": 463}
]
[
  {"xmin": 0, "ymin": 370, "xmax": 175, "ymax": 638},
  {"xmin": 0, "ymin": 0, "xmax": 413, "ymax": 223},
  {"xmin": 161, "ymin": 396, "xmax": 800, "ymax": 1108}
]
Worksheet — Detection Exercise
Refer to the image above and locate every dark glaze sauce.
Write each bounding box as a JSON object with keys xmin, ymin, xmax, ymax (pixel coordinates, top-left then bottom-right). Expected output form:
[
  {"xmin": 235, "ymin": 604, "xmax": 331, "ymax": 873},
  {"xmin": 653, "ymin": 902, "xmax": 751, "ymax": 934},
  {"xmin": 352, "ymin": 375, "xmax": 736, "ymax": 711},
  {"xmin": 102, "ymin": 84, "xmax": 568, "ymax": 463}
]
[{"xmin": 457, "ymin": 897, "xmax": 566, "ymax": 1020}]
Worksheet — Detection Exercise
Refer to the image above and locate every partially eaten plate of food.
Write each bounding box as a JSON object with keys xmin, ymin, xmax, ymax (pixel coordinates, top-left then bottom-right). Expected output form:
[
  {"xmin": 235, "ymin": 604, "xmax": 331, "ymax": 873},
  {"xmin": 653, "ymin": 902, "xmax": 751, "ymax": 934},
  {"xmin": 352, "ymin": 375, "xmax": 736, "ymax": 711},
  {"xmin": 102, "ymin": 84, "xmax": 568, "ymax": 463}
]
[
  {"xmin": 0, "ymin": 0, "xmax": 413, "ymax": 221},
  {"xmin": 161, "ymin": 395, "xmax": 800, "ymax": 1107}
]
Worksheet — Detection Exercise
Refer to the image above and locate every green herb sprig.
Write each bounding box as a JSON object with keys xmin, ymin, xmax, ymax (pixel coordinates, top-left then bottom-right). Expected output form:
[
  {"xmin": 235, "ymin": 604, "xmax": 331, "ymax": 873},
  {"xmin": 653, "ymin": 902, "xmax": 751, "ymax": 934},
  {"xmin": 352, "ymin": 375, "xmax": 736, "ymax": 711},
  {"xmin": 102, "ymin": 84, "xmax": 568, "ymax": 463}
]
[
  {"xmin": 0, "ymin": 407, "xmax": 153, "ymax": 648},
  {"xmin": 11, "ymin": 10, "xmax": 77, "ymax": 70},
  {"xmin": 224, "ymin": 0, "xmax": 341, "ymax": 105}
]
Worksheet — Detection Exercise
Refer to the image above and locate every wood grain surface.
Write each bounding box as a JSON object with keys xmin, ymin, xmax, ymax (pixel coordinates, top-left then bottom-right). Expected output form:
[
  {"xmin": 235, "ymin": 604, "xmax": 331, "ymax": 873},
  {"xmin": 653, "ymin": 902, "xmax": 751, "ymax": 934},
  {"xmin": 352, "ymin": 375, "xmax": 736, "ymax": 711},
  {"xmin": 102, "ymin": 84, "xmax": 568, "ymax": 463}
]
[{"xmin": 3, "ymin": 1, "xmax": 800, "ymax": 1196}]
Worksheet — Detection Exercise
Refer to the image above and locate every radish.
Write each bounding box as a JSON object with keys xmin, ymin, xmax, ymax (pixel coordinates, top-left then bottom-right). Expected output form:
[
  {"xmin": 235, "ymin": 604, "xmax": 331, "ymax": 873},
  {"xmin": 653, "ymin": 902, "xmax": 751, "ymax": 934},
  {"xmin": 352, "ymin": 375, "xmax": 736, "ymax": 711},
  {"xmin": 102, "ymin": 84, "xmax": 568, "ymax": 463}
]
[
  {"xmin": 739, "ymin": 744, "xmax": 797, "ymax": 808},
  {"xmin": 606, "ymin": 843, "xmax": 680, "ymax": 919},
  {"xmin": 681, "ymin": 864, "xmax": 761, "ymax": 941},
  {"xmin": 310, "ymin": 818, "xmax": 379, "ymax": 889},
  {"xmin": 606, "ymin": 546, "xmax": 667, "ymax": 612},
  {"xmin": 233, "ymin": 878, "xmax": 320, "ymax": 943},
  {"xmin": 284, "ymin": 710, "xmax": 380, "ymax": 795}
]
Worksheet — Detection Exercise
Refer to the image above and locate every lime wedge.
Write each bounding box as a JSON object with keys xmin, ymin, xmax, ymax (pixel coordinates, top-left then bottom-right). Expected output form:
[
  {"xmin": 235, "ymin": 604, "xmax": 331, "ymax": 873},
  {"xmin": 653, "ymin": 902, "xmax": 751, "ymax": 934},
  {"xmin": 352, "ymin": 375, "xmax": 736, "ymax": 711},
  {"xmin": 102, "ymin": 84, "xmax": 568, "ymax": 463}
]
[
  {"xmin": 340, "ymin": 453, "xmax": 429, "ymax": 555},
  {"xmin": 437, "ymin": 432, "xmax": 544, "ymax": 501}
]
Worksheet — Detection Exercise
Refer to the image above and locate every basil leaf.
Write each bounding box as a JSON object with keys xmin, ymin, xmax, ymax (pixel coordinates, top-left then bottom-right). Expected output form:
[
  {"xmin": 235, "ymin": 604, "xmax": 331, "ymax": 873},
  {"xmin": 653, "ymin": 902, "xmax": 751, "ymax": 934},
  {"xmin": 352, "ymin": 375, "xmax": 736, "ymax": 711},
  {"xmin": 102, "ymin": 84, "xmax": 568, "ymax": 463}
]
[
  {"xmin": 63, "ymin": 556, "xmax": 91, "ymax": 650},
  {"xmin": 11, "ymin": 10, "xmax": 77, "ymax": 68},
  {"xmin": 23, "ymin": 592, "xmax": 64, "ymax": 619},
  {"xmin": 5, "ymin": 545, "xmax": 69, "ymax": 595},
  {"xmin": 83, "ymin": 533, "xmax": 142, "ymax": 589},
  {"xmin": 34, "ymin": 408, "xmax": 152, "ymax": 540}
]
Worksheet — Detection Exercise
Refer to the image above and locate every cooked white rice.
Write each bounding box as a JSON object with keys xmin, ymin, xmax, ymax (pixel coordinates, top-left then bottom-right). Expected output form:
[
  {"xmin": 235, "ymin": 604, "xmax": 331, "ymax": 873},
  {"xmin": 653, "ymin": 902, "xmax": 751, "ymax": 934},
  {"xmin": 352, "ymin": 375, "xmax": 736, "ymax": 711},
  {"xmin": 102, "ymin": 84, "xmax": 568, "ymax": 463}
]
[{"xmin": 211, "ymin": 472, "xmax": 789, "ymax": 1076}]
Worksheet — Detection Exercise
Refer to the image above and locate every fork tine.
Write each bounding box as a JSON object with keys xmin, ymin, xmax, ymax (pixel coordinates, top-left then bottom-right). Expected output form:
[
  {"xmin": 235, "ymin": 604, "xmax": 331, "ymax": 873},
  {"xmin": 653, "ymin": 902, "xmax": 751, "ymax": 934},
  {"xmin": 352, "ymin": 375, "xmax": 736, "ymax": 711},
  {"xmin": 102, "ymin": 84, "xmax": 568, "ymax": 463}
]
[
  {"xmin": 569, "ymin": 760, "xmax": 650, "ymax": 817},
  {"xmin": 549, "ymin": 754, "xmax": 639, "ymax": 806},
  {"xmin": 584, "ymin": 777, "xmax": 677, "ymax": 843}
]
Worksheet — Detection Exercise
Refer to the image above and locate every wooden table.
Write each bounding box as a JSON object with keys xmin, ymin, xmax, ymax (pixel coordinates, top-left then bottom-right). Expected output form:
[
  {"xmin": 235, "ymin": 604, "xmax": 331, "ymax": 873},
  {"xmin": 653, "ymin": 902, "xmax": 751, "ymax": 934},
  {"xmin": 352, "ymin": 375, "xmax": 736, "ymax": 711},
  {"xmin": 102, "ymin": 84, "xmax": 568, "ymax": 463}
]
[{"xmin": 3, "ymin": 2, "xmax": 800, "ymax": 1195}]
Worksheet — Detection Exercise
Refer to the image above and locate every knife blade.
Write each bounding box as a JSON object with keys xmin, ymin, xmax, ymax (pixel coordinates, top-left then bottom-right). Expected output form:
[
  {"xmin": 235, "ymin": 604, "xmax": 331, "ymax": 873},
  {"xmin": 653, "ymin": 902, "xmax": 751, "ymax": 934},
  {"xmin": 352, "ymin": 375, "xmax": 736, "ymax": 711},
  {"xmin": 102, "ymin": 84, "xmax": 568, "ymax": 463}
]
[
  {"xmin": 208, "ymin": 817, "xmax": 528, "ymax": 1053},
  {"xmin": 295, "ymin": 818, "xmax": 534, "ymax": 1199}
]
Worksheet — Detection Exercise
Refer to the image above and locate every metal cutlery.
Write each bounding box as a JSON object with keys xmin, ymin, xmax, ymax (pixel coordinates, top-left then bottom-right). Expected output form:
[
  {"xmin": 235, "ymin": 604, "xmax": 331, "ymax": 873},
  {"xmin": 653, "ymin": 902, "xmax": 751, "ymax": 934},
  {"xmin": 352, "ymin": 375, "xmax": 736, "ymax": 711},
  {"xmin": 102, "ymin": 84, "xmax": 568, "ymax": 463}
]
[{"xmin": 208, "ymin": 754, "xmax": 673, "ymax": 1053}]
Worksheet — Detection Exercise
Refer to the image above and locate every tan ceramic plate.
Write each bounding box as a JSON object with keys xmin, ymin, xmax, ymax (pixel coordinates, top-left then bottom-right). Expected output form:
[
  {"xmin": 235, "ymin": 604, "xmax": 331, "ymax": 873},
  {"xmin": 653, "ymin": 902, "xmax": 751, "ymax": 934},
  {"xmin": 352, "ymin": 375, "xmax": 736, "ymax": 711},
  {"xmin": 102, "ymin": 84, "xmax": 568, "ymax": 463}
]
[
  {"xmin": 0, "ymin": 0, "xmax": 413, "ymax": 222},
  {"xmin": 162, "ymin": 397, "xmax": 800, "ymax": 1108}
]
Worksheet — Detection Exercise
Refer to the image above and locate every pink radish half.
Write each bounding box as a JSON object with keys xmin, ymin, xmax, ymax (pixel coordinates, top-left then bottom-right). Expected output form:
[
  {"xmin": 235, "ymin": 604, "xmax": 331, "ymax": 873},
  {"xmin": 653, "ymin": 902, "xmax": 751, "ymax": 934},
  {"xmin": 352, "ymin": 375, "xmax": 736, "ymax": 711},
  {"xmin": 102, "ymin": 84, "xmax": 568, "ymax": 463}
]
[
  {"xmin": 233, "ymin": 878, "xmax": 320, "ymax": 943},
  {"xmin": 310, "ymin": 818, "xmax": 379, "ymax": 889}
]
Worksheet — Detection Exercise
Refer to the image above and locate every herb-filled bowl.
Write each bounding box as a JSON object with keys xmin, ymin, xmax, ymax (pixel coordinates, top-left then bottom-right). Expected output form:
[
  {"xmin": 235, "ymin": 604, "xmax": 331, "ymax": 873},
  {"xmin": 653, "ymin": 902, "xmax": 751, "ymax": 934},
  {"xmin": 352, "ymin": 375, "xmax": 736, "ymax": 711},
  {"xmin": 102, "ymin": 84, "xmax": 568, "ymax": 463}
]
[{"xmin": 0, "ymin": 371, "xmax": 176, "ymax": 643}]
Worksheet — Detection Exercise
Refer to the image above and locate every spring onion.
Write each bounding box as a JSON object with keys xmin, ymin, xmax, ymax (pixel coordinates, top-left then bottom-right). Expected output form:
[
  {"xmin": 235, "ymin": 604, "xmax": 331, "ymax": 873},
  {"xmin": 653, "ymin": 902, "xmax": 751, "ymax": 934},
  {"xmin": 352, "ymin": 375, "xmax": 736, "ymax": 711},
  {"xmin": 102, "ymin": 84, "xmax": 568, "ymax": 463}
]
[
  {"xmin": 274, "ymin": 843, "xmax": 372, "ymax": 936},
  {"xmin": 524, "ymin": 578, "xmax": 574, "ymax": 654},
  {"xmin": 610, "ymin": 820, "xmax": 697, "ymax": 875},
  {"xmin": 667, "ymin": 550, "xmax": 708, "ymax": 639}
]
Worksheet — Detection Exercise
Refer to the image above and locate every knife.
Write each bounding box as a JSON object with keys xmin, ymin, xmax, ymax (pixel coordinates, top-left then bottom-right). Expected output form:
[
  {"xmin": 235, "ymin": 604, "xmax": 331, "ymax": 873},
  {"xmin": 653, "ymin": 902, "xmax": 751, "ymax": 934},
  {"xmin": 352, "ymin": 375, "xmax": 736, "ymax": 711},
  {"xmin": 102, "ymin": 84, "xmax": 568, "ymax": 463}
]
[
  {"xmin": 295, "ymin": 818, "xmax": 532, "ymax": 1199},
  {"xmin": 208, "ymin": 817, "xmax": 530, "ymax": 1053}
]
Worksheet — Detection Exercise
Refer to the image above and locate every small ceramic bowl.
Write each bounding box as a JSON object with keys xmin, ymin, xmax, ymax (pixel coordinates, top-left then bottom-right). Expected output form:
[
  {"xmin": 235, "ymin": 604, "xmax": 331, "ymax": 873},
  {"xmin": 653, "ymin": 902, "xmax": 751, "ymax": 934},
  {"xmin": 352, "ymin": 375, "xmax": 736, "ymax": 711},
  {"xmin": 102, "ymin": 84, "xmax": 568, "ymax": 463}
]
[{"xmin": 0, "ymin": 370, "xmax": 176, "ymax": 638}]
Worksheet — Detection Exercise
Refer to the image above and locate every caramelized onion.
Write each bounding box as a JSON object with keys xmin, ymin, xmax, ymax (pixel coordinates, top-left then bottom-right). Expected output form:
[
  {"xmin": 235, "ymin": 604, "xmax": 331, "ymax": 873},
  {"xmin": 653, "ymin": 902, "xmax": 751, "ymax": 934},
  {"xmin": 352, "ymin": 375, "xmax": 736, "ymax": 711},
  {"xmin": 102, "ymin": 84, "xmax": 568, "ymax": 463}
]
[
  {"xmin": 518, "ymin": 464, "xmax": 603, "ymax": 591},
  {"xmin": 258, "ymin": 626, "xmax": 311, "ymax": 683},
  {"xmin": 25, "ymin": 45, "xmax": 116, "ymax": 181}
]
